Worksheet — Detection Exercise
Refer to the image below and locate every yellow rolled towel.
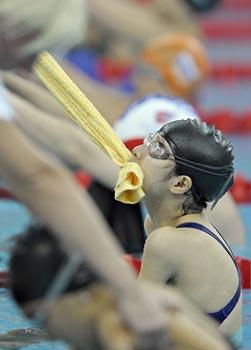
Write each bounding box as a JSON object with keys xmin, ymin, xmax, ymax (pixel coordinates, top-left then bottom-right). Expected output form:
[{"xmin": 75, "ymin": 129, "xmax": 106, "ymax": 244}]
[
  {"xmin": 115, "ymin": 162, "xmax": 144, "ymax": 204},
  {"xmin": 34, "ymin": 52, "xmax": 145, "ymax": 204}
]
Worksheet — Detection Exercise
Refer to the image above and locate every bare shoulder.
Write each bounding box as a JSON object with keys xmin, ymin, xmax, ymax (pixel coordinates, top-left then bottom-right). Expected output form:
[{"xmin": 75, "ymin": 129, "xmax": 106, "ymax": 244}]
[
  {"xmin": 144, "ymin": 226, "xmax": 184, "ymax": 257},
  {"xmin": 140, "ymin": 226, "xmax": 183, "ymax": 281}
]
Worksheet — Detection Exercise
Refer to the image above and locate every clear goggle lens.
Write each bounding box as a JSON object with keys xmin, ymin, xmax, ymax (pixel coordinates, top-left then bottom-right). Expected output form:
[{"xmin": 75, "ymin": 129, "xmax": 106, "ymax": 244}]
[{"xmin": 143, "ymin": 133, "xmax": 171, "ymax": 160}]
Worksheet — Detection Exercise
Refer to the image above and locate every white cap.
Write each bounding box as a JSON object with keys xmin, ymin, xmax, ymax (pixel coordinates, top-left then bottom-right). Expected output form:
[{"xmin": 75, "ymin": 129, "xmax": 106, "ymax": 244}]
[{"xmin": 114, "ymin": 94, "xmax": 199, "ymax": 149}]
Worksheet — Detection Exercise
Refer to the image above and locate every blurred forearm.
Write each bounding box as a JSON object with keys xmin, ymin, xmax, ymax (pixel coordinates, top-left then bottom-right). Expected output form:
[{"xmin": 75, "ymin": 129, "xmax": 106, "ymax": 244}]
[
  {"xmin": 3, "ymin": 71, "xmax": 68, "ymax": 120},
  {"xmin": 8, "ymin": 91, "xmax": 118, "ymax": 189}
]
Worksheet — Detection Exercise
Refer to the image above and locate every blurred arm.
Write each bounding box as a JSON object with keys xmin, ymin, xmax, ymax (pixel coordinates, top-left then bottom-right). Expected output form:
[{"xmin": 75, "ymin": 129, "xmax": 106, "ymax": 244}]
[
  {"xmin": 3, "ymin": 71, "xmax": 67, "ymax": 120},
  {"xmin": 8, "ymin": 90, "xmax": 118, "ymax": 189},
  {"xmin": 153, "ymin": 0, "xmax": 201, "ymax": 37},
  {"xmin": 3, "ymin": 69, "xmax": 130, "ymax": 126},
  {"xmin": 89, "ymin": 0, "xmax": 200, "ymax": 45}
]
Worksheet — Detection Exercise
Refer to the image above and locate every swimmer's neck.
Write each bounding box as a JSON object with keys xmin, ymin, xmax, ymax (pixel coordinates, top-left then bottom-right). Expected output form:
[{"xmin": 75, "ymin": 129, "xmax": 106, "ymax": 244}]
[
  {"xmin": 143, "ymin": 194, "xmax": 205, "ymax": 231},
  {"xmin": 143, "ymin": 193, "xmax": 181, "ymax": 228},
  {"xmin": 174, "ymin": 213, "xmax": 206, "ymax": 228},
  {"xmin": 150, "ymin": 213, "xmax": 204, "ymax": 232}
]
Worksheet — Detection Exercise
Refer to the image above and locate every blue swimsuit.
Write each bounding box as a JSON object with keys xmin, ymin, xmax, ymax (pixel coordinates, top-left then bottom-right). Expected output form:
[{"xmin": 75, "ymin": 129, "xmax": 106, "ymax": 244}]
[{"xmin": 177, "ymin": 222, "xmax": 241, "ymax": 324}]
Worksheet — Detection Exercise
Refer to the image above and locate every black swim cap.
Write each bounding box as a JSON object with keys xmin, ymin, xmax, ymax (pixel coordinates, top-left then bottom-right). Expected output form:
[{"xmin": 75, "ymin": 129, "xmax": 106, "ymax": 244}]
[
  {"xmin": 9, "ymin": 225, "xmax": 98, "ymax": 305},
  {"xmin": 158, "ymin": 119, "xmax": 234, "ymax": 203},
  {"xmin": 184, "ymin": 0, "xmax": 220, "ymax": 13}
]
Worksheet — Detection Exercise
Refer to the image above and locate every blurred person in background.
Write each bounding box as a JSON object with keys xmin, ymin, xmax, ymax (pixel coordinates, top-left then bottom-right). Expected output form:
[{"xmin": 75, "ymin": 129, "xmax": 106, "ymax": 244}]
[
  {"xmin": 1, "ymin": 28, "xmax": 210, "ymax": 137},
  {"xmin": 86, "ymin": 0, "xmax": 201, "ymax": 62},
  {"xmin": 0, "ymin": 1, "xmax": 173, "ymax": 348}
]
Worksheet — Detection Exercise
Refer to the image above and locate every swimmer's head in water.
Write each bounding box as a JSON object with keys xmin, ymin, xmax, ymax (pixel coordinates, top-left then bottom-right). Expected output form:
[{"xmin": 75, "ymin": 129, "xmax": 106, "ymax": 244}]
[
  {"xmin": 141, "ymin": 34, "xmax": 210, "ymax": 98},
  {"xmin": 151, "ymin": 119, "xmax": 234, "ymax": 205},
  {"xmin": 9, "ymin": 224, "xmax": 98, "ymax": 307}
]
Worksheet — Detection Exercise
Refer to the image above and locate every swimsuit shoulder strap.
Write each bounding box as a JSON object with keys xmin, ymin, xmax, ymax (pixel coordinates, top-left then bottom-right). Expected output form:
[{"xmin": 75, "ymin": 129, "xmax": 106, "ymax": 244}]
[
  {"xmin": 177, "ymin": 222, "xmax": 241, "ymax": 324},
  {"xmin": 176, "ymin": 222, "xmax": 236, "ymax": 264}
]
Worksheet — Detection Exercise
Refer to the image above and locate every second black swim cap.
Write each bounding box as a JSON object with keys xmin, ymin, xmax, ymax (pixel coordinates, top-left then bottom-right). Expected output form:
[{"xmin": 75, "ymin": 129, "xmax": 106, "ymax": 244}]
[
  {"xmin": 9, "ymin": 225, "xmax": 98, "ymax": 305},
  {"xmin": 158, "ymin": 119, "xmax": 234, "ymax": 203}
]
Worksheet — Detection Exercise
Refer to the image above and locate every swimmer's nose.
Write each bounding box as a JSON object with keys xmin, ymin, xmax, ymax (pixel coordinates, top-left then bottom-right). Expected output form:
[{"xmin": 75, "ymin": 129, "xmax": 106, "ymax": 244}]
[{"xmin": 132, "ymin": 144, "xmax": 146, "ymax": 161}]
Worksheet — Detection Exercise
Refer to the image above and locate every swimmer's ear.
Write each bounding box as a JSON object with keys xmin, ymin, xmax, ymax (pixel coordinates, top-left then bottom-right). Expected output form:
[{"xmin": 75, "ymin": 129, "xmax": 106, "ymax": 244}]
[{"xmin": 170, "ymin": 175, "xmax": 192, "ymax": 195}]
